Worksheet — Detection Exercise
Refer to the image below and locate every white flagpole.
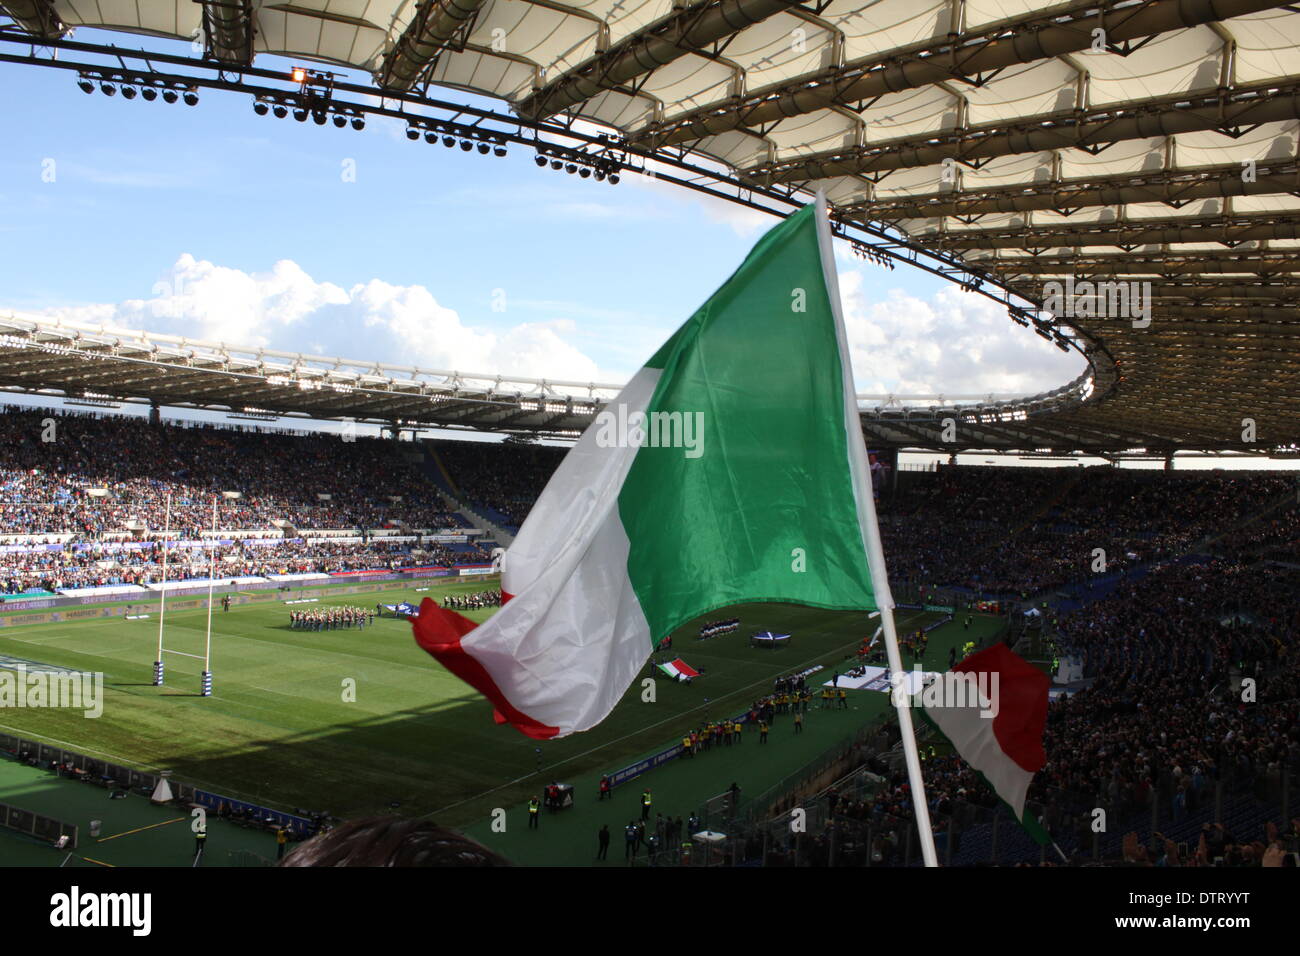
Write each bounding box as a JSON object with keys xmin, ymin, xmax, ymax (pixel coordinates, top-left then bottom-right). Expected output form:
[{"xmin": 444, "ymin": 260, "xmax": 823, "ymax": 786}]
[
  {"xmin": 203, "ymin": 496, "xmax": 216, "ymax": 693},
  {"xmin": 814, "ymin": 192, "xmax": 940, "ymax": 867},
  {"xmin": 154, "ymin": 492, "xmax": 171, "ymax": 685}
]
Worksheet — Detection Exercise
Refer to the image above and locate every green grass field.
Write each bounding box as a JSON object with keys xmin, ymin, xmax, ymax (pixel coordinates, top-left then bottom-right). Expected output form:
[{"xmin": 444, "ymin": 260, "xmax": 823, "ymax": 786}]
[{"xmin": 0, "ymin": 579, "xmax": 1004, "ymax": 863}]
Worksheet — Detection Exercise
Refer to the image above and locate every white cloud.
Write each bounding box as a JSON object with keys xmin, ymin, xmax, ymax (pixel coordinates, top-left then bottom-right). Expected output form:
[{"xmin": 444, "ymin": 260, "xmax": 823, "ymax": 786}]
[
  {"xmin": 37, "ymin": 252, "xmax": 1086, "ymax": 399},
  {"xmin": 41, "ymin": 254, "xmax": 604, "ymax": 382},
  {"xmin": 837, "ymin": 267, "xmax": 1086, "ymax": 397}
]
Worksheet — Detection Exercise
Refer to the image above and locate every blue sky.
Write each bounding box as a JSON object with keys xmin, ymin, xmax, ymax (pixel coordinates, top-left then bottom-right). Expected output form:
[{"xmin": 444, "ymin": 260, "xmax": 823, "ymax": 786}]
[{"xmin": 0, "ymin": 34, "xmax": 1083, "ymax": 394}]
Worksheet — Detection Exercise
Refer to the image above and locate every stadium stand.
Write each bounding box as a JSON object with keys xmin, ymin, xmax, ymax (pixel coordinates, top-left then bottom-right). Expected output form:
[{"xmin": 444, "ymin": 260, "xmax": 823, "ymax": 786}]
[
  {"xmin": 0, "ymin": 408, "xmax": 494, "ymax": 594},
  {"xmin": 2, "ymin": 405, "xmax": 1297, "ymax": 867}
]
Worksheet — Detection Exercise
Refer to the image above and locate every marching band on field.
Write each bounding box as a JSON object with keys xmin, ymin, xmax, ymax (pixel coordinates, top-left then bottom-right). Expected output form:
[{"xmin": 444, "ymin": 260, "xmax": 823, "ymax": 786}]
[
  {"xmin": 287, "ymin": 591, "xmax": 502, "ymax": 630},
  {"xmin": 439, "ymin": 590, "xmax": 502, "ymax": 611},
  {"xmin": 289, "ymin": 606, "xmax": 374, "ymax": 631}
]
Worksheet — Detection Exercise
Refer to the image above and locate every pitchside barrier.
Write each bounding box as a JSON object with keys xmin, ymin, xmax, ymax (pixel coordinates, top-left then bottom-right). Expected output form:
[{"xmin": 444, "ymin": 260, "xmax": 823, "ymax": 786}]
[
  {"xmin": 0, "ymin": 732, "xmax": 310, "ymax": 836},
  {"xmin": 0, "ymin": 799, "xmax": 77, "ymax": 848},
  {"xmin": 191, "ymin": 791, "xmax": 314, "ymax": 837}
]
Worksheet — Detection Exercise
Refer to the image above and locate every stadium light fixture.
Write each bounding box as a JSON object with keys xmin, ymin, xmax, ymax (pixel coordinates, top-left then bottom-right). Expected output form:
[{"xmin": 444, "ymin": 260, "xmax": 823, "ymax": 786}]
[
  {"xmin": 351, "ymin": 117, "xmax": 365, "ymax": 130},
  {"xmin": 534, "ymin": 155, "xmax": 547, "ymax": 167},
  {"xmin": 594, "ymin": 170, "xmax": 606, "ymax": 181},
  {"xmin": 565, "ymin": 163, "xmax": 577, "ymax": 174},
  {"xmin": 291, "ymin": 67, "xmax": 307, "ymax": 84},
  {"xmin": 293, "ymin": 108, "xmax": 308, "ymax": 122},
  {"xmin": 253, "ymin": 100, "xmax": 269, "ymax": 116},
  {"xmin": 273, "ymin": 104, "xmax": 288, "ymax": 118},
  {"xmin": 162, "ymin": 90, "xmax": 178, "ymax": 104},
  {"xmin": 609, "ymin": 173, "xmax": 620, "ymax": 184},
  {"xmin": 100, "ymin": 82, "xmax": 116, "ymax": 96},
  {"xmin": 550, "ymin": 159, "xmax": 562, "ymax": 170},
  {"xmin": 332, "ymin": 114, "xmax": 346, "ymax": 127},
  {"xmin": 460, "ymin": 140, "xmax": 473, "ymax": 151},
  {"xmin": 141, "ymin": 86, "xmax": 157, "ymax": 101},
  {"xmin": 477, "ymin": 142, "xmax": 490, "ymax": 154},
  {"xmin": 122, "ymin": 86, "xmax": 137, "ymax": 100},
  {"xmin": 443, "ymin": 136, "xmax": 455, "ymax": 147},
  {"xmin": 77, "ymin": 77, "xmax": 94, "ymax": 94},
  {"xmin": 578, "ymin": 167, "xmax": 590, "ymax": 178},
  {"xmin": 494, "ymin": 145, "xmax": 507, "ymax": 158},
  {"xmin": 405, "ymin": 127, "xmax": 419, "ymax": 140},
  {"xmin": 183, "ymin": 91, "xmax": 199, "ymax": 106},
  {"xmin": 424, "ymin": 130, "xmax": 438, "ymax": 144}
]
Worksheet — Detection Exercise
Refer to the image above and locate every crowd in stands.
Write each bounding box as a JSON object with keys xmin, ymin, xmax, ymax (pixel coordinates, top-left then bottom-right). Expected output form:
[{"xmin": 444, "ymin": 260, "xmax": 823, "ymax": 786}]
[
  {"xmin": 0, "ymin": 407, "xmax": 460, "ymax": 538},
  {"xmin": 433, "ymin": 440, "xmax": 564, "ymax": 531},
  {"xmin": 12, "ymin": 409, "xmax": 1293, "ymax": 606},
  {"xmin": 0, "ymin": 408, "xmax": 515, "ymax": 594},
  {"xmin": 879, "ymin": 466, "xmax": 1297, "ymax": 596},
  {"xmin": 425, "ymin": 452, "xmax": 1300, "ymax": 603}
]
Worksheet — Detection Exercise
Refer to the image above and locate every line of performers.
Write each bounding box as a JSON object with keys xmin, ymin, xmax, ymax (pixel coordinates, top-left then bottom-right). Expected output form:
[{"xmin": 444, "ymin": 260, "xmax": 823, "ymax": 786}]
[
  {"xmin": 439, "ymin": 590, "xmax": 503, "ymax": 611},
  {"xmin": 289, "ymin": 606, "xmax": 375, "ymax": 631},
  {"xmin": 698, "ymin": 618, "xmax": 740, "ymax": 639}
]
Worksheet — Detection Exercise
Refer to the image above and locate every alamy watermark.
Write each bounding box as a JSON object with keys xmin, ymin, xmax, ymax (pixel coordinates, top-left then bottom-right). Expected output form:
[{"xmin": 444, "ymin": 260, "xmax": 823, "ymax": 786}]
[
  {"xmin": 0, "ymin": 664, "xmax": 104, "ymax": 718},
  {"xmin": 1042, "ymin": 276, "xmax": 1151, "ymax": 328},
  {"xmin": 890, "ymin": 667, "xmax": 1000, "ymax": 718},
  {"xmin": 594, "ymin": 403, "xmax": 705, "ymax": 459}
]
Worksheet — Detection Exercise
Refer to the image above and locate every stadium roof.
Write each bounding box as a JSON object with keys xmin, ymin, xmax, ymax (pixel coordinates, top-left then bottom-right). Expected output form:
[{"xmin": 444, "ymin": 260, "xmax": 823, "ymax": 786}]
[
  {"xmin": 0, "ymin": 311, "xmax": 1093, "ymax": 446},
  {"xmin": 1, "ymin": 0, "xmax": 1299, "ymax": 453}
]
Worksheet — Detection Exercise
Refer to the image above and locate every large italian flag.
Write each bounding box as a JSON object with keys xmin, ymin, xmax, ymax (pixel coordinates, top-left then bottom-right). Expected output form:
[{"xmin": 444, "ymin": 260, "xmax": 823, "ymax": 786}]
[
  {"xmin": 917, "ymin": 643, "xmax": 1051, "ymax": 843},
  {"xmin": 411, "ymin": 198, "xmax": 889, "ymax": 737}
]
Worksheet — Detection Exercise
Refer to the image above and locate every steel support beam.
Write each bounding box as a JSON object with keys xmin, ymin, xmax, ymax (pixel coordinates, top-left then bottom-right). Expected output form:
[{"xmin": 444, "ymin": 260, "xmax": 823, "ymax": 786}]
[
  {"xmin": 518, "ymin": 0, "xmax": 803, "ymax": 119},
  {"xmin": 752, "ymin": 79, "xmax": 1300, "ymax": 185},
  {"xmin": 379, "ymin": 0, "xmax": 488, "ymax": 91},
  {"xmin": 633, "ymin": 0, "xmax": 1292, "ymax": 148}
]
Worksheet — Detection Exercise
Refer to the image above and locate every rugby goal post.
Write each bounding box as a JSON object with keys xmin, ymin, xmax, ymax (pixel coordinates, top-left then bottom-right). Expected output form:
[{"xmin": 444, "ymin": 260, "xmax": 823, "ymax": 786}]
[{"xmin": 153, "ymin": 494, "xmax": 217, "ymax": 697}]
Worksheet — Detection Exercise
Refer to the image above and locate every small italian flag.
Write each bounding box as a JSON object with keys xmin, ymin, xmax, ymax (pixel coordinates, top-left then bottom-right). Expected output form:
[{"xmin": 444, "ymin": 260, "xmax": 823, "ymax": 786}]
[
  {"xmin": 917, "ymin": 643, "xmax": 1051, "ymax": 843},
  {"xmin": 411, "ymin": 198, "xmax": 888, "ymax": 738},
  {"xmin": 659, "ymin": 658, "xmax": 700, "ymax": 681}
]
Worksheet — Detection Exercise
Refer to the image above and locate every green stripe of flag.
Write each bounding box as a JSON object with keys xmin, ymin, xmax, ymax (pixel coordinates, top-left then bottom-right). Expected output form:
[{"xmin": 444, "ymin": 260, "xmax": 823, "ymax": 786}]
[{"xmin": 616, "ymin": 204, "xmax": 878, "ymax": 646}]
